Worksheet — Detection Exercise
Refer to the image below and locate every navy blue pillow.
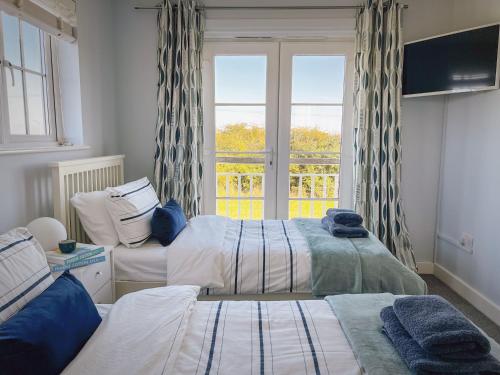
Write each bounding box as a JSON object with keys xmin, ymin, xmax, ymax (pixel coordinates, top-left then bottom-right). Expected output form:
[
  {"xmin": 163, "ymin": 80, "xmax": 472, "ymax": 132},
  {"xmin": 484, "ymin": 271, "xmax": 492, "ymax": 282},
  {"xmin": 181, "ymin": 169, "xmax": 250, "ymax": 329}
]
[
  {"xmin": 0, "ymin": 271, "xmax": 101, "ymax": 375},
  {"xmin": 151, "ymin": 199, "xmax": 187, "ymax": 246}
]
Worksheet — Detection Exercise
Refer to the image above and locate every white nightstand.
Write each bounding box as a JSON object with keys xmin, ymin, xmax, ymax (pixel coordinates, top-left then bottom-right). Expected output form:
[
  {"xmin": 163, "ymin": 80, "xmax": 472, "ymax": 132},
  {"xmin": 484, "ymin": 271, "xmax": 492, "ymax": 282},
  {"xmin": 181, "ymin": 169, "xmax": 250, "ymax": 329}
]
[{"xmin": 49, "ymin": 246, "xmax": 114, "ymax": 304}]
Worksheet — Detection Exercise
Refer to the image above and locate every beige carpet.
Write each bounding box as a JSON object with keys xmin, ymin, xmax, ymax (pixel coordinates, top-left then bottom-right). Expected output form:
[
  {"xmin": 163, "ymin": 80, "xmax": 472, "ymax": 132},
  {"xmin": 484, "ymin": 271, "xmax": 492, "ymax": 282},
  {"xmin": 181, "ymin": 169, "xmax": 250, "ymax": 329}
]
[{"xmin": 423, "ymin": 275, "xmax": 500, "ymax": 344}]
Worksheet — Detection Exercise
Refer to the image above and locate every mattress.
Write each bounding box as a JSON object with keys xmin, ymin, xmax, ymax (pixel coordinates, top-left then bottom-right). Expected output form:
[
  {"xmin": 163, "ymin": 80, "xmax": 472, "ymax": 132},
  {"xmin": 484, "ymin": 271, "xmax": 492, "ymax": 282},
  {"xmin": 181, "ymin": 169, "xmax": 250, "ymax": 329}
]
[{"xmin": 113, "ymin": 240, "xmax": 168, "ymax": 282}]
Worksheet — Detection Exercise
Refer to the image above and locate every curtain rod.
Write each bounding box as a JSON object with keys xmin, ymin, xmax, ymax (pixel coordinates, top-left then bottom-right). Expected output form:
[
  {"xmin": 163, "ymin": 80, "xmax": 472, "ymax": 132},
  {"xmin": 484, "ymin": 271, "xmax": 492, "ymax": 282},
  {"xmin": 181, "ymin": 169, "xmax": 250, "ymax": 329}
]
[{"xmin": 134, "ymin": 4, "xmax": 409, "ymax": 11}]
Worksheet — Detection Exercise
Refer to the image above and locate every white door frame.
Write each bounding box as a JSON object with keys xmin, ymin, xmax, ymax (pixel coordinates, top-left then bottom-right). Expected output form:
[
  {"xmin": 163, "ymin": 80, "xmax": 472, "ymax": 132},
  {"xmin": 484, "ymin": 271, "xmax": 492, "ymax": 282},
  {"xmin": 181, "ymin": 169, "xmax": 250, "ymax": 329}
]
[
  {"xmin": 276, "ymin": 42, "xmax": 355, "ymax": 218},
  {"xmin": 202, "ymin": 41, "xmax": 280, "ymax": 218}
]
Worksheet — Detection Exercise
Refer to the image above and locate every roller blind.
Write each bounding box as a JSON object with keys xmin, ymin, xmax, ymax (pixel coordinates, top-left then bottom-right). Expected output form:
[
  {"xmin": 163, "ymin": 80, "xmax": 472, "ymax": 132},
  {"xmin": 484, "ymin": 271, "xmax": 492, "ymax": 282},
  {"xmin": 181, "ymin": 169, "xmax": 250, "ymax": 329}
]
[
  {"xmin": 0, "ymin": 0, "xmax": 77, "ymax": 41},
  {"xmin": 31, "ymin": 0, "xmax": 76, "ymax": 26}
]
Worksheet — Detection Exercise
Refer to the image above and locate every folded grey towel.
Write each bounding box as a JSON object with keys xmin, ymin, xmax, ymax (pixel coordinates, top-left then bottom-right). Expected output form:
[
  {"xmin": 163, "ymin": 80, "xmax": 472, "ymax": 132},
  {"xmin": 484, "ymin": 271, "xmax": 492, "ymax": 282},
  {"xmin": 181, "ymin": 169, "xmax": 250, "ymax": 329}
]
[
  {"xmin": 393, "ymin": 295, "xmax": 491, "ymax": 360},
  {"xmin": 381, "ymin": 306, "xmax": 500, "ymax": 374},
  {"xmin": 321, "ymin": 216, "xmax": 368, "ymax": 238}
]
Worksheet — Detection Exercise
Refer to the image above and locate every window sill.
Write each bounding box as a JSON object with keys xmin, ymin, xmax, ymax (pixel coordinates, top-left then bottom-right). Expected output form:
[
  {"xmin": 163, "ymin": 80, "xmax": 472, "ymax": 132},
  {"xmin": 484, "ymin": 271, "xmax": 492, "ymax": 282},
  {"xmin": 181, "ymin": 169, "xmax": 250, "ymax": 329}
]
[{"xmin": 0, "ymin": 144, "xmax": 91, "ymax": 156}]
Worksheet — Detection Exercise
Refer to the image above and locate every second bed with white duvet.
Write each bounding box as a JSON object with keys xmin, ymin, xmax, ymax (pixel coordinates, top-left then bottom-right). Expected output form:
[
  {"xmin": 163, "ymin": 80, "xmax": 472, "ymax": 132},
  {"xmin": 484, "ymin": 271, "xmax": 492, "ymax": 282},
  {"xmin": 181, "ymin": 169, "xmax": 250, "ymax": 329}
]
[{"xmin": 113, "ymin": 215, "xmax": 426, "ymax": 298}]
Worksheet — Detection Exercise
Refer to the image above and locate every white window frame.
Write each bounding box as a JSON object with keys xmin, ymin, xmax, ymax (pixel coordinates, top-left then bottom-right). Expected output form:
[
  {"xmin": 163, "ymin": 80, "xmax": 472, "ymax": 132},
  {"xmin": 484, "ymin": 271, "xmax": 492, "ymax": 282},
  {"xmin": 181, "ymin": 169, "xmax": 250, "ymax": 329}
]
[
  {"xmin": 202, "ymin": 40, "xmax": 355, "ymax": 219},
  {"xmin": 276, "ymin": 42, "xmax": 355, "ymax": 218},
  {"xmin": 0, "ymin": 11, "xmax": 62, "ymax": 149},
  {"xmin": 202, "ymin": 41, "xmax": 280, "ymax": 218}
]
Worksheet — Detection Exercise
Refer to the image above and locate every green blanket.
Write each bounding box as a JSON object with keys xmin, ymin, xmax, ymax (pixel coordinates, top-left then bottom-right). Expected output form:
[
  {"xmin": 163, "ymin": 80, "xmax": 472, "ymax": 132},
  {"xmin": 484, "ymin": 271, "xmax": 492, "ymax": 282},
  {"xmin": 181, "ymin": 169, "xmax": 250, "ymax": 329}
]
[
  {"xmin": 325, "ymin": 293, "xmax": 500, "ymax": 375},
  {"xmin": 293, "ymin": 219, "xmax": 427, "ymax": 296},
  {"xmin": 326, "ymin": 293, "xmax": 409, "ymax": 375}
]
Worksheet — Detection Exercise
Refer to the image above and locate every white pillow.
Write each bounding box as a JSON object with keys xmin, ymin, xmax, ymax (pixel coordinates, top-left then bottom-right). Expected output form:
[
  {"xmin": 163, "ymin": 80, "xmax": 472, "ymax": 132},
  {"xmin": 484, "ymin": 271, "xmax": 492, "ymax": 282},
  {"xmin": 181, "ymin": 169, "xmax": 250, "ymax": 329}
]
[
  {"xmin": 0, "ymin": 228, "xmax": 54, "ymax": 322},
  {"xmin": 105, "ymin": 177, "xmax": 160, "ymax": 248},
  {"xmin": 71, "ymin": 191, "xmax": 120, "ymax": 246}
]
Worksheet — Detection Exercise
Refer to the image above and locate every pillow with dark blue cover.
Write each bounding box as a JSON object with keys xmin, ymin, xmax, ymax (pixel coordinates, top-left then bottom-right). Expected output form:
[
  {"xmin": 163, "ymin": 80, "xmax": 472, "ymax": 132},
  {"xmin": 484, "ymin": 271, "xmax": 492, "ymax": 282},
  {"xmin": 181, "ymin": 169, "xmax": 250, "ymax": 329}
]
[
  {"xmin": 151, "ymin": 199, "xmax": 187, "ymax": 246},
  {"xmin": 0, "ymin": 271, "xmax": 101, "ymax": 375}
]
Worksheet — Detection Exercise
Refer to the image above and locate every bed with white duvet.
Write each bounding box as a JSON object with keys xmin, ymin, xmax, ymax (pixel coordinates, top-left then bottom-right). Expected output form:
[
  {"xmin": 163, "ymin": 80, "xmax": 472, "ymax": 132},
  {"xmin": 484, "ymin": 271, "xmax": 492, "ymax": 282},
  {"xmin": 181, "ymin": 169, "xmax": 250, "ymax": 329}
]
[
  {"xmin": 114, "ymin": 214, "xmax": 426, "ymax": 298},
  {"xmin": 64, "ymin": 285, "xmax": 360, "ymax": 375},
  {"xmin": 114, "ymin": 215, "xmax": 312, "ymax": 296}
]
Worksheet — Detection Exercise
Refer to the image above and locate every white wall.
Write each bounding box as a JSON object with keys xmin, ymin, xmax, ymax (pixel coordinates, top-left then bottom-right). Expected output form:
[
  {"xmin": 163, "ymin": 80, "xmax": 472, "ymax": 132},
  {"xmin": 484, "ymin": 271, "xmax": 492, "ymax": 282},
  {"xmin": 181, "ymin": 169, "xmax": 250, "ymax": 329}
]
[
  {"xmin": 0, "ymin": 0, "xmax": 117, "ymax": 233},
  {"xmin": 77, "ymin": 0, "xmax": 118, "ymax": 155},
  {"xmin": 399, "ymin": 0, "xmax": 453, "ymax": 265},
  {"xmin": 435, "ymin": 0, "xmax": 500, "ymax": 305},
  {"xmin": 113, "ymin": 0, "xmax": 158, "ymax": 183}
]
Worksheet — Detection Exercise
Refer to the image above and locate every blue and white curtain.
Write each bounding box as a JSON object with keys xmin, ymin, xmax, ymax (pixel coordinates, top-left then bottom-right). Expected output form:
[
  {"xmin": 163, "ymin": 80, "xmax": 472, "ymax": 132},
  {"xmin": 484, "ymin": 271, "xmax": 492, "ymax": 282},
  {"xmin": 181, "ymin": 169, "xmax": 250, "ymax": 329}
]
[
  {"xmin": 153, "ymin": 0, "xmax": 204, "ymax": 218},
  {"xmin": 353, "ymin": 0, "xmax": 417, "ymax": 271}
]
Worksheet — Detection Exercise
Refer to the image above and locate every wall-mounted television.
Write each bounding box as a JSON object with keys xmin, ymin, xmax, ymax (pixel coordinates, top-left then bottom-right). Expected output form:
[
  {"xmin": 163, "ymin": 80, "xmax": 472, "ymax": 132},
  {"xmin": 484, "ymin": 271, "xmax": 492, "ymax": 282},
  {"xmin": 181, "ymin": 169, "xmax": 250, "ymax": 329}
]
[{"xmin": 402, "ymin": 24, "xmax": 500, "ymax": 98}]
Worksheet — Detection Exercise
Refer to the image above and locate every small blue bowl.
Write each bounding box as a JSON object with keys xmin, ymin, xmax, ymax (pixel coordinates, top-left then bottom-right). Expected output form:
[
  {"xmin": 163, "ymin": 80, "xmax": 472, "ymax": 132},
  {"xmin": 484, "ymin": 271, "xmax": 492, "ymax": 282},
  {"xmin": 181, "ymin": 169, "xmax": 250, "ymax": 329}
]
[{"xmin": 59, "ymin": 240, "xmax": 76, "ymax": 254}]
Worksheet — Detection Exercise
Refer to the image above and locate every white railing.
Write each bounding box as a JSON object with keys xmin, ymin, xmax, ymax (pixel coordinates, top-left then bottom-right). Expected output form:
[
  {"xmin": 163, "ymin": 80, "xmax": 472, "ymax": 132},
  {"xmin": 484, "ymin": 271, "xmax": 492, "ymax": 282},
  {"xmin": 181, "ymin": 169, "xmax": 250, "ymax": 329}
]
[
  {"xmin": 216, "ymin": 172, "xmax": 264, "ymax": 218},
  {"xmin": 216, "ymin": 171, "xmax": 339, "ymax": 218},
  {"xmin": 289, "ymin": 173, "xmax": 339, "ymax": 217}
]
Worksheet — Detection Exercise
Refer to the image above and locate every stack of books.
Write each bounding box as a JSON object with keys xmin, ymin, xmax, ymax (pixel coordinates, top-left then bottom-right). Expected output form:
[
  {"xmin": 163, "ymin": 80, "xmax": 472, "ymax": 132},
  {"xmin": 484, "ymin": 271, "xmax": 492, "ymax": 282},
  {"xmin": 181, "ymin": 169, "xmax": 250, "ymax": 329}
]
[{"xmin": 46, "ymin": 245, "xmax": 105, "ymax": 272}]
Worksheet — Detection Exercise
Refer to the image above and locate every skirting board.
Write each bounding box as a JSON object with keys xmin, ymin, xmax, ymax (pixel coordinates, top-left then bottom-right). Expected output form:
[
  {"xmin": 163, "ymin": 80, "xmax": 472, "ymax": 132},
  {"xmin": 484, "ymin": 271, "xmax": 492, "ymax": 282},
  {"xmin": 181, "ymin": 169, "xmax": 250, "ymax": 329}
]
[
  {"xmin": 417, "ymin": 261, "xmax": 434, "ymax": 274},
  {"xmin": 434, "ymin": 263, "xmax": 500, "ymax": 326}
]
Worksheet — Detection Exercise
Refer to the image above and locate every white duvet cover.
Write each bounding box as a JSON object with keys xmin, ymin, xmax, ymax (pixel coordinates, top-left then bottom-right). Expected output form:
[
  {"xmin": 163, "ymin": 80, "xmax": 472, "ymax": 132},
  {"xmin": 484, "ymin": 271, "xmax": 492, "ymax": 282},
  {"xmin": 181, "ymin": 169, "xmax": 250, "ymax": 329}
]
[
  {"xmin": 66, "ymin": 286, "xmax": 361, "ymax": 375},
  {"xmin": 64, "ymin": 286, "xmax": 199, "ymax": 375},
  {"xmin": 167, "ymin": 216, "xmax": 311, "ymax": 294},
  {"xmin": 166, "ymin": 215, "xmax": 228, "ymax": 288}
]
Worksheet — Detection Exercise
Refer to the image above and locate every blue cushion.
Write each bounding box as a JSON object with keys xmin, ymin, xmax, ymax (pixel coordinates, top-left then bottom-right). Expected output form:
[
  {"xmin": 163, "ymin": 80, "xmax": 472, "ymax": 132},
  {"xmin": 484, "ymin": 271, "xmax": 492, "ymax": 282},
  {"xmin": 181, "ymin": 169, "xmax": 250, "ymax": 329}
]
[
  {"xmin": 151, "ymin": 199, "xmax": 187, "ymax": 246},
  {"xmin": 0, "ymin": 271, "xmax": 101, "ymax": 375}
]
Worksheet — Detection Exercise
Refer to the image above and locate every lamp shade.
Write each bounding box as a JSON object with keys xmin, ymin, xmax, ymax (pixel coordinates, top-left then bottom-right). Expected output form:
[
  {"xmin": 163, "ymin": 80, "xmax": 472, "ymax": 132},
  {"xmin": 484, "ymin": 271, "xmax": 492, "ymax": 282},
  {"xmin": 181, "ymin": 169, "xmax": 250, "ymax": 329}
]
[{"xmin": 26, "ymin": 217, "xmax": 67, "ymax": 252}]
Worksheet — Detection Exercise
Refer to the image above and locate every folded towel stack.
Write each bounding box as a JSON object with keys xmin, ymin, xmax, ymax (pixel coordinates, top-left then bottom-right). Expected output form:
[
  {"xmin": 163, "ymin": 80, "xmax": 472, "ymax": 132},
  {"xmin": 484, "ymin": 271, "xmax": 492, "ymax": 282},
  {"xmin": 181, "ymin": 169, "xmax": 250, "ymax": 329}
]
[
  {"xmin": 322, "ymin": 208, "xmax": 368, "ymax": 238},
  {"xmin": 380, "ymin": 295, "xmax": 500, "ymax": 374}
]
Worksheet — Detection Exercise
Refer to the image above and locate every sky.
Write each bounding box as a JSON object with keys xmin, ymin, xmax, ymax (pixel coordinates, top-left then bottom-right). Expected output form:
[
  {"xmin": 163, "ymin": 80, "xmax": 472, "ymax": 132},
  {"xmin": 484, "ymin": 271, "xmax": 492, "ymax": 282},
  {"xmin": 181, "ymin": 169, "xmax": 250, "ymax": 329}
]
[{"xmin": 214, "ymin": 55, "xmax": 345, "ymax": 135}]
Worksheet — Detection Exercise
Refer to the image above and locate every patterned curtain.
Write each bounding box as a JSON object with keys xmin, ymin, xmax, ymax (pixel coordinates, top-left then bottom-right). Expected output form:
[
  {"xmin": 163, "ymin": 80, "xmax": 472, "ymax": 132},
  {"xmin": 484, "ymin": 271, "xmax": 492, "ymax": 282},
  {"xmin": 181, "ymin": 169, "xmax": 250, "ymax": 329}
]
[
  {"xmin": 153, "ymin": 0, "xmax": 204, "ymax": 218},
  {"xmin": 353, "ymin": 0, "xmax": 417, "ymax": 271}
]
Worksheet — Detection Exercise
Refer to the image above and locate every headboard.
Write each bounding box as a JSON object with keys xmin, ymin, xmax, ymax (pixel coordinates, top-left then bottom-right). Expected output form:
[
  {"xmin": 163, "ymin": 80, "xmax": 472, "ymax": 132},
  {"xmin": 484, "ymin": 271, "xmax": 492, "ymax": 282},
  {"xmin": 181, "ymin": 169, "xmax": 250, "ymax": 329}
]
[{"xmin": 50, "ymin": 155, "xmax": 125, "ymax": 243}]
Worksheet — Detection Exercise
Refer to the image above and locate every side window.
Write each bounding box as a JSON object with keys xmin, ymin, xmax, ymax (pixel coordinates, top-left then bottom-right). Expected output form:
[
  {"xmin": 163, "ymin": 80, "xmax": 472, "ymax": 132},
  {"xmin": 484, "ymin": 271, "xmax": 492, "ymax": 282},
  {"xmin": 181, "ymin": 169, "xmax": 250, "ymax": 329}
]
[{"xmin": 0, "ymin": 12, "xmax": 60, "ymax": 146}]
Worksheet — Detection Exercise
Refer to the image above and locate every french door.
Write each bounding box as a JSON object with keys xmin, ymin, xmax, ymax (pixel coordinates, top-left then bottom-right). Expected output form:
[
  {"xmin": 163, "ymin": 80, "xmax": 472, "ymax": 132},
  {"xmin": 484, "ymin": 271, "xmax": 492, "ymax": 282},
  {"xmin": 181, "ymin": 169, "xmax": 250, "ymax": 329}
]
[{"xmin": 203, "ymin": 41, "xmax": 354, "ymax": 220}]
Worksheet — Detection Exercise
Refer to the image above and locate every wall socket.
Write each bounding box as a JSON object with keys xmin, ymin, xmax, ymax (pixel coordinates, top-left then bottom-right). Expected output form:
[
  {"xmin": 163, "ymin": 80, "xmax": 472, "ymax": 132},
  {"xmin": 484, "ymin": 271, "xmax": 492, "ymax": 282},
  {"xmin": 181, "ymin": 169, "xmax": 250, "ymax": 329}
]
[{"xmin": 459, "ymin": 233, "xmax": 474, "ymax": 253}]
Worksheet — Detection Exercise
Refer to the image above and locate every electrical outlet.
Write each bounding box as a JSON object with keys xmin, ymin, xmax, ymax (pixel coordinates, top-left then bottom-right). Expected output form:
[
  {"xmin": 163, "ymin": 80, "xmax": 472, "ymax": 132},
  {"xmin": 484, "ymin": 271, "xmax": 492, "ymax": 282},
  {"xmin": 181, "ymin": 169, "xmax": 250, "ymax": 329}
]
[{"xmin": 459, "ymin": 233, "xmax": 474, "ymax": 253}]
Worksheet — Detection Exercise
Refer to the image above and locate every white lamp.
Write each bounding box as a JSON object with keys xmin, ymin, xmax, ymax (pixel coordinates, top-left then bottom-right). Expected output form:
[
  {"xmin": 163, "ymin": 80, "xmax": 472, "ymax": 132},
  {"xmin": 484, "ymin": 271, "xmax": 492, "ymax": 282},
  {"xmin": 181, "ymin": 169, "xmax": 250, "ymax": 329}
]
[{"xmin": 27, "ymin": 217, "xmax": 67, "ymax": 252}]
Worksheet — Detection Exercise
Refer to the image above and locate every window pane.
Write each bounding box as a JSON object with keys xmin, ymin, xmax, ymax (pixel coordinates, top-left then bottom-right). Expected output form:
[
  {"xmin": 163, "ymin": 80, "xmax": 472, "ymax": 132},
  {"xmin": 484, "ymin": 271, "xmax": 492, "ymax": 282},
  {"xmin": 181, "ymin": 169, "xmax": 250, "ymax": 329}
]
[
  {"xmin": 22, "ymin": 21, "xmax": 43, "ymax": 73},
  {"xmin": 5, "ymin": 68, "xmax": 26, "ymax": 134},
  {"xmin": 2, "ymin": 13, "xmax": 21, "ymax": 66},
  {"xmin": 215, "ymin": 106, "xmax": 265, "ymax": 152},
  {"xmin": 215, "ymin": 56, "xmax": 266, "ymax": 103},
  {"xmin": 290, "ymin": 105, "xmax": 342, "ymax": 152},
  {"xmin": 25, "ymin": 73, "xmax": 47, "ymax": 135},
  {"xmin": 292, "ymin": 56, "xmax": 345, "ymax": 104}
]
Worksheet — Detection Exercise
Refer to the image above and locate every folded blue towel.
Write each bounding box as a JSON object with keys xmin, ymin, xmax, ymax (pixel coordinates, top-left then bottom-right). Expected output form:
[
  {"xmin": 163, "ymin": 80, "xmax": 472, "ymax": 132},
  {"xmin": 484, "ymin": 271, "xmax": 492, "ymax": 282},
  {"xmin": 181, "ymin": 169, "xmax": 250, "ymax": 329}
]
[
  {"xmin": 380, "ymin": 306, "xmax": 500, "ymax": 374},
  {"xmin": 335, "ymin": 212, "xmax": 363, "ymax": 226},
  {"xmin": 393, "ymin": 295, "xmax": 491, "ymax": 360},
  {"xmin": 321, "ymin": 216, "xmax": 368, "ymax": 238},
  {"xmin": 326, "ymin": 208, "xmax": 363, "ymax": 227}
]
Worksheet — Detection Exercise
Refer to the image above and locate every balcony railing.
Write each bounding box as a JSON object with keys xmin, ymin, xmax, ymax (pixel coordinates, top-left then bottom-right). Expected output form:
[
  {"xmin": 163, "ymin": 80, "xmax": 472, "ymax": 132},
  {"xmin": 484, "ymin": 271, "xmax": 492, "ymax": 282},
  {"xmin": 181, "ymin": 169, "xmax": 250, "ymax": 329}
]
[
  {"xmin": 216, "ymin": 171, "xmax": 339, "ymax": 219},
  {"xmin": 215, "ymin": 151, "xmax": 340, "ymax": 219}
]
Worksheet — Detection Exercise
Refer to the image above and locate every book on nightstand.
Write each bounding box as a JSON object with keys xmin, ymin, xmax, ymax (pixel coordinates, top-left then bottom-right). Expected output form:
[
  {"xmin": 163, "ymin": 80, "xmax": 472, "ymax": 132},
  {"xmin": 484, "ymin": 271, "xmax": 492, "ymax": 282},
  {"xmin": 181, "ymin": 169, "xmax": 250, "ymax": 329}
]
[
  {"xmin": 47, "ymin": 245, "xmax": 105, "ymax": 272},
  {"xmin": 50, "ymin": 256, "xmax": 106, "ymax": 273}
]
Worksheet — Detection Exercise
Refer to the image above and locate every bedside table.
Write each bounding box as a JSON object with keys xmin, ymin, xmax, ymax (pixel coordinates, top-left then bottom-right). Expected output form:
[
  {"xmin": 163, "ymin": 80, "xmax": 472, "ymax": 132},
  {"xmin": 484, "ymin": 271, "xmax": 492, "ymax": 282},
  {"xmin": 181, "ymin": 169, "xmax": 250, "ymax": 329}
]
[{"xmin": 50, "ymin": 246, "xmax": 114, "ymax": 304}]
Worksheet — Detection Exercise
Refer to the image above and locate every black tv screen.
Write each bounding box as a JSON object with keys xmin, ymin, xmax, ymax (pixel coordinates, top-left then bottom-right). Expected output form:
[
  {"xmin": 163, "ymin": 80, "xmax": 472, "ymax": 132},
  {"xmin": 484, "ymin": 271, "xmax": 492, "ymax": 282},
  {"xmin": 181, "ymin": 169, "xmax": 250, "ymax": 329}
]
[{"xmin": 403, "ymin": 24, "xmax": 500, "ymax": 96}]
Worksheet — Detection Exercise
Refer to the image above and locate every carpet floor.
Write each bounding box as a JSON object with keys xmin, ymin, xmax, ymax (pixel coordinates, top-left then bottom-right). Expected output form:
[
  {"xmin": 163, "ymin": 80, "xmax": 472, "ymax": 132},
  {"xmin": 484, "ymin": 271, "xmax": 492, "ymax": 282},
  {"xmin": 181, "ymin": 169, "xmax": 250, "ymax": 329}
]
[{"xmin": 423, "ymin": 275, "xmax": 500, "ymax": 343}]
